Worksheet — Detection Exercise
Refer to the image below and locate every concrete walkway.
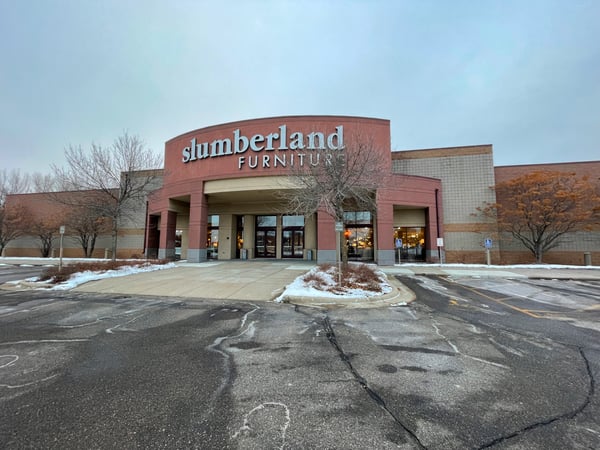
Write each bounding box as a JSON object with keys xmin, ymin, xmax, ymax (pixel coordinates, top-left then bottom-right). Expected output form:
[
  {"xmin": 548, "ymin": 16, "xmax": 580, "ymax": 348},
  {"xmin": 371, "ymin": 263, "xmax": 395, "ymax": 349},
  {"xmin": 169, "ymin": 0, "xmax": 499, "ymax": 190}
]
[
  {"xmin": 71, "ymin": 261, "xmax": 600, "ymax": 306},
  {"xmin": 73, "ymin": 261, "xmax": 316, "ymax": 301}
]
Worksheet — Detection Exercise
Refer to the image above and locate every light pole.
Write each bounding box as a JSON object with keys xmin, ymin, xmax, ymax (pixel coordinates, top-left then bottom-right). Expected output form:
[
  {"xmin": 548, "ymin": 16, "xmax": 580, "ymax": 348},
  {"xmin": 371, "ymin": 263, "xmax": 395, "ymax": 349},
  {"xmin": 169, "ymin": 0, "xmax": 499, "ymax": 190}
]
[
  {"xmin": 59, "ymin": 225, "xmax": 65, "ymax": 272},
  {"xmin": 335, "ymin": 221, "xmax": 343, "ymax": 286}
]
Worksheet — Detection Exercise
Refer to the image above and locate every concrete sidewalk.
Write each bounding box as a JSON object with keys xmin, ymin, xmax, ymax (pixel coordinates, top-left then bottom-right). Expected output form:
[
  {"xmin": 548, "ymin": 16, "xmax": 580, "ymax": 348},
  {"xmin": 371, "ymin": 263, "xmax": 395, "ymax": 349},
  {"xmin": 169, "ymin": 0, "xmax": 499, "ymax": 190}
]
[
  {"xmin": 72, "ymin": 261, "xmax": 316, "ymax": 301},
  {"xmin": 71, "ymin": 261, "xmax": 600, "ymax": 306}
]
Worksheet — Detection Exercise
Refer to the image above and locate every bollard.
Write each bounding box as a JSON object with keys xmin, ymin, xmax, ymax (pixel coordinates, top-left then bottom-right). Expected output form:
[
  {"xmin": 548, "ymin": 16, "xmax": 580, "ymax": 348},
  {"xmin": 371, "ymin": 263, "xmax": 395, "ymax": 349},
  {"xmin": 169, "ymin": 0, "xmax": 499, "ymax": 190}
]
[{"xmin": 584, "ymin": 252, "xmax": 592, "ymax": 266}]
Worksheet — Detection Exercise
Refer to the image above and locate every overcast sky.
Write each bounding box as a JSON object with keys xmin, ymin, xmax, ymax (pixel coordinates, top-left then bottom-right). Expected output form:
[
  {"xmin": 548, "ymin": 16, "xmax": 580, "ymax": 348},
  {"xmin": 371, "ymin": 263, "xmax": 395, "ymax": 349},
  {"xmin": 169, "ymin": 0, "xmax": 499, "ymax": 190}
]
[{"xmin": 1, "ymin": 0, "xmax": 599, "ymax": 175}]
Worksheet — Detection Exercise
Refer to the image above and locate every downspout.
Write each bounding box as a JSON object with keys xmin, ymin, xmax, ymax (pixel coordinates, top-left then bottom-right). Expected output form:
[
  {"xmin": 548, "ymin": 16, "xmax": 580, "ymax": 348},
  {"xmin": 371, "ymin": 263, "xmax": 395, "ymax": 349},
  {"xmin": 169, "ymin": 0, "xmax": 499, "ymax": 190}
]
[
  {"xmin": 435, "ymin": 188, "xmax": 441, "ymax": 263},
  {"xmin": 143, "ymin": 200, "xmax": 149, "ymax": 259}
]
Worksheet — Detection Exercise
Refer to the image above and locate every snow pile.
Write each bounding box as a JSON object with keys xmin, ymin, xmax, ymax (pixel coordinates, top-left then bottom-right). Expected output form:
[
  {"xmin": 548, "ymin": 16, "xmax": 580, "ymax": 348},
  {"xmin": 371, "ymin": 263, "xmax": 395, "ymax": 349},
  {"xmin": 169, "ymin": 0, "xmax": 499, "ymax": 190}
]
[
  {"xmin": 7, "ymin": 262, "xmax": 177, "ymax": 291},
  {"xmin": 399, "ymin": 262, "xmax": 600, "ymax": 269},
  {"xmin": 275, "ymin": 263, "xmax": 392, "ymax": 303}
]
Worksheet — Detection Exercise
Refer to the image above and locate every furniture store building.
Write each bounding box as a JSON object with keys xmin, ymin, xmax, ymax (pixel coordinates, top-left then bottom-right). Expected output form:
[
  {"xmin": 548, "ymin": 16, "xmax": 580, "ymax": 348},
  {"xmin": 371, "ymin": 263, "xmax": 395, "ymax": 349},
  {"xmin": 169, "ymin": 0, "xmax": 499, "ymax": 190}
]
[
  {"xmin": 145, "ymin": 115, "xmax": 491, "ymax": 266},
  {"xmin": 6, "ymin": 115, "xmax": 598, "ymax": 265}
]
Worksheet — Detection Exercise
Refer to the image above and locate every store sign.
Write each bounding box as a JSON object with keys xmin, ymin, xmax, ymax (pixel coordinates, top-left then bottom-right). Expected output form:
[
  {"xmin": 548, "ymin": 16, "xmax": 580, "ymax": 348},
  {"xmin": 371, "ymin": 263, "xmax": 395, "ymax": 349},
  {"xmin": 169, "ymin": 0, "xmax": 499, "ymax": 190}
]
[{"xmin": 181, "ymin": 124, "xmax": 344, "ymax": 170}]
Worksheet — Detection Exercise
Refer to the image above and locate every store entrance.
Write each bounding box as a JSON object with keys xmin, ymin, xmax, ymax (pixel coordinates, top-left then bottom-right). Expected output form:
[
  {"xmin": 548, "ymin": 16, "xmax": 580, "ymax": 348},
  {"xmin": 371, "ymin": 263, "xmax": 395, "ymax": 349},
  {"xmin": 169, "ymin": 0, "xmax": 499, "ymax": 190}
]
[
  {"xmin": 255, "ymin": 215, "xmax": 277, "ymax": 258},
  {"xmin": 282, "ymin": 215, "xmax": 304, "ymax": 259},
  {"xmin": 256, "ymin": 229, "xmax": 276, "ymax": 257},
  {"xmin": 282, "ymin": 229, "xmax": 303, "ymax": 258},
  {"xmin": 394, "ymin": 227, "xmax": 426, "ymax": 262}
]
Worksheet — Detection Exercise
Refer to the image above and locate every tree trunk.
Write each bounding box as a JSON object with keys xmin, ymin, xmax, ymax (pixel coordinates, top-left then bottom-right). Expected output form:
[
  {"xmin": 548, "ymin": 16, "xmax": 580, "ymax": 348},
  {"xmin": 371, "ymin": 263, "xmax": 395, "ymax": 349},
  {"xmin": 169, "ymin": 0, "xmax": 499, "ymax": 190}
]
[
  {"xmin": 535, "ymin": 243, "xmax": 543, "ymax": 264},
  {"xmin": 89, "ymin": 234, "xmax": 97, "ymax": 258},
  {"xmin": 341, "ymin": 232, "xmax": 348, "ymax": 266},
  {"xmin": 111, "ymin": 218, "xmax": 118, "ymax": 260}
]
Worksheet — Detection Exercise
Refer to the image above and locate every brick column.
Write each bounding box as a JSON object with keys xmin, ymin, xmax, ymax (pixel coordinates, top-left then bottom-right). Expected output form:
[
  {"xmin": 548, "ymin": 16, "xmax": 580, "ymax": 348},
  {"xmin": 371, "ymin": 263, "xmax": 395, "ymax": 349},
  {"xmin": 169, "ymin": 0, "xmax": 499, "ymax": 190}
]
[
  {"xmin": 158, "ymin": 210, "xmax": 177, "ymax": 260},
  {"xmin": 376, "ymin": 199, "xmax": 395, "ymax": 266},
  {"xmin": 188, "ymin": 191, "xmax": 208, "ymax": 262},
  {"xmin": 316, "ymin": 210, "xmax": 336, "ymax": 264},
  {"xmin": 145, "ymin": 214, "xmax": 160, "ymax": 259}
]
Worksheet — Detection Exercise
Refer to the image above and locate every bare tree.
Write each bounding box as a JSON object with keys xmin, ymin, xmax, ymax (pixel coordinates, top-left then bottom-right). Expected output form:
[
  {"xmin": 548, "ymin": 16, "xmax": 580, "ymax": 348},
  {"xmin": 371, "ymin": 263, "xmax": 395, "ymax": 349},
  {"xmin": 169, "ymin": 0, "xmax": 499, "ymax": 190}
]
[
  {"xmin": 0, "ymin": 169, "xmax": 31, "ymax": 205},
  {"xmin": 30, "ymin": 172, "xmax": 61, "ymax": 193},
  {"xmin": 0, "ymin": 169, "xmax": 33, "ymax": 255},
  {"xmin": 65, "ymin": 201, "xmax": 110, "ymax": 257},
  {"xmin": 31, "ymin": 214, "xmax": 62, "ymax": 257},
  {"xmin": 279, "ymin": 131, "xmax": 389, "ymax": 264},
  {"xmin": 53, "ymin": 132, "xmax": 163, "ymax": 259},
  {"xmin": 0, "ymin": 203, "xmax": 32, "ymax": 255}
]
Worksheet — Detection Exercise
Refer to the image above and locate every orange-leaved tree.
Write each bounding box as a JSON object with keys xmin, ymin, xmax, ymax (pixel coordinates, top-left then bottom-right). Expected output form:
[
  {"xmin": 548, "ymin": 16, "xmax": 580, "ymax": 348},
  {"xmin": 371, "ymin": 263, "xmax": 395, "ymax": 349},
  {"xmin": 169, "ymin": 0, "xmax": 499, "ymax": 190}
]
[{"xmin": 479, "ymin": 171, "xmax": 599, "ymax": 263}]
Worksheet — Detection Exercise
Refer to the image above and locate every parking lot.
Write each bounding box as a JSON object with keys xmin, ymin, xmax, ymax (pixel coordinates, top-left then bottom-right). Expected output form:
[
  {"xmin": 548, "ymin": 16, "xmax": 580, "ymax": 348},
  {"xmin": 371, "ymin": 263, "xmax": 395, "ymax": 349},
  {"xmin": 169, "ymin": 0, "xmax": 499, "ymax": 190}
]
[{"xmin": 1, "ymin": 268, "xmax": 599, "ymax": 449}]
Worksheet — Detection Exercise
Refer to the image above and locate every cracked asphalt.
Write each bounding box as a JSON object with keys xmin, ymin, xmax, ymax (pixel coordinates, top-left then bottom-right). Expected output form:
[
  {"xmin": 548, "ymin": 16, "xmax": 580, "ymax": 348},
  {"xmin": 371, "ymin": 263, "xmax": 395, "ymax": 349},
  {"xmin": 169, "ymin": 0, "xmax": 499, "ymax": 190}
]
[{"xmin": 1, "ymin": 274, "xmax": 599, "ymax": 449}]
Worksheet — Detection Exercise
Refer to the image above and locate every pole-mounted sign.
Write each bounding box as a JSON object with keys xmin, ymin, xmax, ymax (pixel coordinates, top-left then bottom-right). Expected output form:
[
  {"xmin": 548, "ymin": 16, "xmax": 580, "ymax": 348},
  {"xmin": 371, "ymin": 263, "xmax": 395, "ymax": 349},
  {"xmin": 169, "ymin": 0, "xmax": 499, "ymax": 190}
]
[{"xmin": 59, "ymin": 226, "xmax": 65, "ymax": 272}]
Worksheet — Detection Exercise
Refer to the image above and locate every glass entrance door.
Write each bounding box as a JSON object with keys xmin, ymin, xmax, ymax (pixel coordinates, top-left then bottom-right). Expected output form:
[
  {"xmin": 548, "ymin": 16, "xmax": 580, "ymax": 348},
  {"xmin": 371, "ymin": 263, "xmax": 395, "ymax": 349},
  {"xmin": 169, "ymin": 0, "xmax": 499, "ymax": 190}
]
[
  {"xmin": 256, "ymin": 229, "xmax": 276, "ymax": 257},
  {"xmin": 282, "ymin": 229, "xmax": 304, "ymax": 258},
  {"xmin": 282, "ymin": 215, "xmax": 305, "ymax": 259},
  {"xmin": 394, "ymin": 227, "xmax": 426, "ymax": 262},
  {"xmin": 255, "ymin": 215, "xmax": 277, "ymax": 258}
]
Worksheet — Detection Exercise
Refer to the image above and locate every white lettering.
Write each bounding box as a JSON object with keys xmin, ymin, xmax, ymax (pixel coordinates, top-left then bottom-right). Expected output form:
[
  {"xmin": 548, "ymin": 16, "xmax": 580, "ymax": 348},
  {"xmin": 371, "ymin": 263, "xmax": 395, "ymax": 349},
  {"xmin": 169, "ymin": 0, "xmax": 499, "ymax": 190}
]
[
  {"xmin": 307, "ymin": 132, "xmax": 325, "ymax": 150},
  {"xmin": 182, "ymin": 124, "xmax": 346, "ymax": 167},
  {"xmin": 328, "ymin": 126, "xmax": 344, "ymax": 150},
  {"xmin": 279, "ymin": 125, "xmax": 288, "ymax": 150},
  {"xmin": 274, "ymin": 154, "xmax": 286, "ymax": 167},
  {"xmin": 289, "ymin": 132, "xmax": 304, "ymax": 150},
  {"xmin": 190, "ymin": 138, "xmax": 198, "ymax": 161},
  {"xmin": 250, "ymin": 134, "xmax": 265, "ymax": 152},
  {"xmin": 234, "ymin": 129, "xmax": 249, "ymax": 154},
  {"xmin": 211, "ymin": 138, "xmax": 232, "ymax": 157},
  {"xmin": 198, "ymin": 142, "xmax": 209, "ymax": 159},
  {"xmin": 265, "ymin": 132, "xmax": 279, "ymax": 150},
  {"xmin": 248, "ymin": 155, "xmax": 258, "ymax": 169}
]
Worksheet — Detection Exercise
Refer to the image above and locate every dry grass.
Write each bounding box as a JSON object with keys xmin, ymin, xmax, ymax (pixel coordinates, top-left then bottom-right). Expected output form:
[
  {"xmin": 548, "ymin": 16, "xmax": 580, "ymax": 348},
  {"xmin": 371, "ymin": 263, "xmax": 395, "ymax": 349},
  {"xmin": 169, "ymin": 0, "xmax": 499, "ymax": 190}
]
[
  {"xmin": 40, "ymin": 259, "xmax": 170, "ymax": 284},
  {"xmin": 302, "ymin": 262, "xmax": 384, "ymax": 294}
]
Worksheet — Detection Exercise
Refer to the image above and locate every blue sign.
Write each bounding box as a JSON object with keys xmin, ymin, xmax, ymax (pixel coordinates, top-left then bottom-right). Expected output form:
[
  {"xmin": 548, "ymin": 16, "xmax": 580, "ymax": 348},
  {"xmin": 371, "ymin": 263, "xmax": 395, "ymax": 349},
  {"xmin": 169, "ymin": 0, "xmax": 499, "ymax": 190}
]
[
  {"xmin": 484, "ymin": 238, "xmax": 493, "ymax": 249},
  {"xmin": 395, "ymin": 238, "xmax": 403, "ymax": 248}
]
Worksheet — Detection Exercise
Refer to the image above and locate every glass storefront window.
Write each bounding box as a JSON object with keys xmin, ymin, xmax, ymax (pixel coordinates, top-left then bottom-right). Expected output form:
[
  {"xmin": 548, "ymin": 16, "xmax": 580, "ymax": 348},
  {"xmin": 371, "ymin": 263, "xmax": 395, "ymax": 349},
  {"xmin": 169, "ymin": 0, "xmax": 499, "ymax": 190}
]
[
  {"xmin": 283, "ymin": 215, "xmax": 304, "ymax": 227},
  {"xmin": 207, "ymin": 215, "xmax": 219, "ymax": 259},
  {"xmin": 208, "ymin": 215, "xmax": 219, "ymax": 227},
  {"xmin": 256, "ymin": 215, "xmax": 276, "ymax": 227},
  {"xmin": 344, "ymin": 211, "xmax": 373, "ymax": 261},
  {"xmin": 282, "ymin": 215, "xmax": 304, "ymax": 258},
  {"xmin": 394, "ymin": 227, "xmax": 425, "ymax": 262},
  {"xmin": 175, "ymin": 229, "xmax": 183, "ymax": 260},
  {"xmin": 344, "ymin": 211, "xmax": 371, "ymax": 225}
]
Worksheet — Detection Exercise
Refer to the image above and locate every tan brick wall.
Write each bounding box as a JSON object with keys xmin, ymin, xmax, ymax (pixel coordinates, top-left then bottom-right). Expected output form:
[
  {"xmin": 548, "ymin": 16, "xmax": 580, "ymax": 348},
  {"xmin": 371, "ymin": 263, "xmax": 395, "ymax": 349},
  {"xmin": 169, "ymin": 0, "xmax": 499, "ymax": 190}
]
[
  {"xmin": 445, "ymin": 250, "xmax": 501, "ymax": 264},
  {"xmin": 498, "ymin": 250, "xmax": 598, "ymax": 266},
  {"xmin": 392, "ymin": 145, "xmax": 497, "ymax": 261},
  {"xmin": 494, "ymin": 162, "xmax": 600, "ymax": 265}
]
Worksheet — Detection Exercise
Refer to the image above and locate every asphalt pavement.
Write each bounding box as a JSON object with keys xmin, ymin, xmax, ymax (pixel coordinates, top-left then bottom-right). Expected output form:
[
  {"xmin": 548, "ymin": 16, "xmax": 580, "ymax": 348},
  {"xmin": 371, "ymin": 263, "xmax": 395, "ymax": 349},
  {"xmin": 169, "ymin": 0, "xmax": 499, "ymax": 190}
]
[{"xmin": 2, "ymin": 259, "xmax": 600, "ymax": 448}]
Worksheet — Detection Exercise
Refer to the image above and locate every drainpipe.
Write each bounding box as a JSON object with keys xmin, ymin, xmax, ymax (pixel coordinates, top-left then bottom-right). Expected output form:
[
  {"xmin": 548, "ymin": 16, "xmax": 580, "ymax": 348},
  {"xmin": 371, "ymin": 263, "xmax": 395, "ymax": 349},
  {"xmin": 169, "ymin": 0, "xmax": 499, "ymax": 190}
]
[
  {"xmin": 435, "ymin": 188, "xmax": 441, "ymax": 263},
  {"xmin": 143, "ymin": 201, "xmax": 148, "ymax": 259}
]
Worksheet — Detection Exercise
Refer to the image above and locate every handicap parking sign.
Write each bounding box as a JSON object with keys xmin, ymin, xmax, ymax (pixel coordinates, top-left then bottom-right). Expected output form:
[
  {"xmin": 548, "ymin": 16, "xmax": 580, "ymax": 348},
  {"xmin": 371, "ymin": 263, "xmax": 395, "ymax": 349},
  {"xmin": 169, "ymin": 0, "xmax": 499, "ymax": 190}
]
[{"xmin": 484, "ymin": 238, "xmax": 493, "ymax": 249}]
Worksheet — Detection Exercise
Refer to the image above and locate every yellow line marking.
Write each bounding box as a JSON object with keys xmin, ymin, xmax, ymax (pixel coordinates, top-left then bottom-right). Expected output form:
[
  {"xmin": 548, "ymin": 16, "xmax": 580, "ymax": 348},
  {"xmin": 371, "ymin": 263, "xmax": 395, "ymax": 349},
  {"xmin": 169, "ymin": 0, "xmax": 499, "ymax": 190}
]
[{"xmin": 447, "ymin": 279, "xmax": 542, "ymax": 318}]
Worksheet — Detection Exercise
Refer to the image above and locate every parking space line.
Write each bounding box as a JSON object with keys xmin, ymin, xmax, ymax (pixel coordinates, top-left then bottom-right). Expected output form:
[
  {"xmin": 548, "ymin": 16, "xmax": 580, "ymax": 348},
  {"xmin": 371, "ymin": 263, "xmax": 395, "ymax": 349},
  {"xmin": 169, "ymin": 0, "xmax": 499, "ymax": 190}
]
[{"xmin": 446, "ymin": 279, "xmax": 542, "ymax": 318}]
